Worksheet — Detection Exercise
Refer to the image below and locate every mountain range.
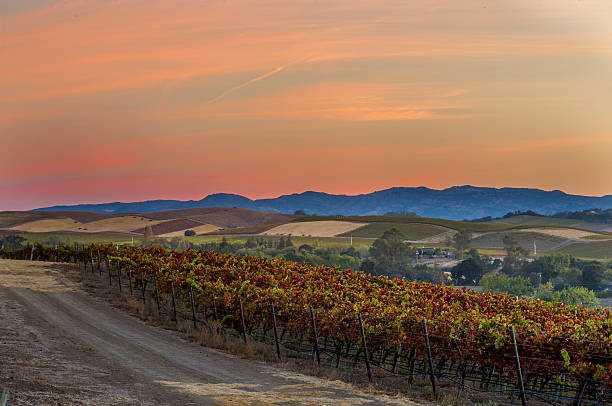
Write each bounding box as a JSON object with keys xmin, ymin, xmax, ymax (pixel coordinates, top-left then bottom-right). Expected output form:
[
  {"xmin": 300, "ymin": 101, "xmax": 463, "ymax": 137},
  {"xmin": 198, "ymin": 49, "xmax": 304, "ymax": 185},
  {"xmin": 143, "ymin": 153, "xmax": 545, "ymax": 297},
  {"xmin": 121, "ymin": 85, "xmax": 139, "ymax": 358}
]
[{"xmin": 33, "ymin": 186, "xmax": 612, "ymax": 220}]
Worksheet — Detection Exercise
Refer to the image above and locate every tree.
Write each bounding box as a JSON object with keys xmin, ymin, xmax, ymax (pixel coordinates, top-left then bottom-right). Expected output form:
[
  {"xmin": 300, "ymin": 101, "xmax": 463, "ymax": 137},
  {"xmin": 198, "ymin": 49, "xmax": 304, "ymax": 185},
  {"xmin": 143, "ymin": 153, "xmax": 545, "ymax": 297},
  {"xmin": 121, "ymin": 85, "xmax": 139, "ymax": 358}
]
[
  {"xmin": 555, "ymin": 267, "xmax": 582, "ymax": 287},
  {"xmin": 384, "ymin": 211, "xmax": 417, "ymax": 217},
  {"xmin": 502, "ymin": 234, "xmax": 529, "ymax": 274},
  {"xmin": 143, "ymin": 225, "xmax": 153, "ymax": 246},
  {"xmin": 298, "ymin": 244, "xmax": 314, "ymax": 253},
  {"xmin": 285, "ymin": 234, "xmax": 294, "ymax": 247},
  {"xmin": 537, "ymin": 286, "xmax": 599, "ymax": 308},
  {"xmin": 219, "ymin": 237, "xmax": 231, "ymax": 254},
  {"xmin": 245, "ymin": 237, "xmax": 258, "ymax": 248},
  {"xmin": 452, "ymin": 230, "xmax": 472, "ymax": 258},
  {"xmin": 369, "ymin": 228, "xmax": 410, "ymax": 263},
  {"xmin": 1, "ymin": 235, "xmax": 26, "ymax": 250},
  {"xmin": 184, "ymin": 229, "xmax": 196, "ymax": 237},
  {"xmin": 341, "ymin": 246, "xmax": 360, "ymax": 258},
  {"xmin": 294, "ymin": 209, "xmax": 307, "ymax": 215},
  {"xmin": 554, "ymin": 287, "xmax": 599, "ymax": 308},
  {"xmin": 581, "ymin": 261, "xmax": 606, "ymax": 291},
  {"xmin": 480, "ymin": 272, "xmax": 534, "ymax": 296},
  {"xmin": 503, "ymin": 234, "xmax": 529, "ymax": 257},
  {"xmin": 410, "ymin": 265, "xmax": 449, "ymax": 284},
  {"xmin": 451, "ymin": 258, "xmax": 484, "ymax": 285},
  {"xmin": 362, "ymin": 228, "xmax": 412, "ymax": 278},
  {"xmin": 467, "ymin": 248, "xmax": 483, "ymax": 266},
  {"xmin": 521, "ymin": 253, "xmax": 570, "ymax": 284}
]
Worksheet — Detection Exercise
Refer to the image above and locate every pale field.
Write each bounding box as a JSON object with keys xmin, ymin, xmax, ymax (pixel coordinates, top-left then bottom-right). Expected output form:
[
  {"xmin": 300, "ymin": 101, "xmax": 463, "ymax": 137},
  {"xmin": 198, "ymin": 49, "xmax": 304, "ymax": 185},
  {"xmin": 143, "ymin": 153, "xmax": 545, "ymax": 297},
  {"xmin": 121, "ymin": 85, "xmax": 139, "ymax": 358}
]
[
  {"xmin": 10, "ymin": 217, "xmax": 80, "ymax": 232},
  {"xmin": 67, "ymin": 216, "xmax": 166, "ymax": 233},
  {"xmin": 260, "ymin": 221, "xmax": 367, "ymax": 237},
  {"xmin": 517, "ymin": 228, "xmax": 599, "ymax": 239},
  {"xmin": 11, "ymin": 216, "xmax": 165, "ymax": 233},
  {"xmin": 159, "ymin": 223, "xmax": 221, "ymax": 237}
]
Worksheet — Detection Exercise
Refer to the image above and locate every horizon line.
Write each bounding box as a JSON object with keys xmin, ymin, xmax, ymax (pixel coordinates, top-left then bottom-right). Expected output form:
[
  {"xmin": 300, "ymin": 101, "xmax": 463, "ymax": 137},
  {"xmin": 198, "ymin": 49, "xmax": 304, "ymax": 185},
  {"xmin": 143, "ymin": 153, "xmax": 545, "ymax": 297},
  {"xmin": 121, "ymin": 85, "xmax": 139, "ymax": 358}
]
[{"xmin": 19, "ymin": 184, "xmax": 612, "ymax": 212}]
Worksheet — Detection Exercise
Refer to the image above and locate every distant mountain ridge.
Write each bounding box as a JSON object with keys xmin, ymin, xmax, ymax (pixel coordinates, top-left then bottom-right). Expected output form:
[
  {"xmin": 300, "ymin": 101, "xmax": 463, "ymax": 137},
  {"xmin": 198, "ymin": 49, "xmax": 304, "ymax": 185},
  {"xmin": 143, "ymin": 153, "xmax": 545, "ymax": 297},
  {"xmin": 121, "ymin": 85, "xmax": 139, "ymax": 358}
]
[{"xmin": 35, "ymin": 186, "xmax": 612, "ymax": 221}]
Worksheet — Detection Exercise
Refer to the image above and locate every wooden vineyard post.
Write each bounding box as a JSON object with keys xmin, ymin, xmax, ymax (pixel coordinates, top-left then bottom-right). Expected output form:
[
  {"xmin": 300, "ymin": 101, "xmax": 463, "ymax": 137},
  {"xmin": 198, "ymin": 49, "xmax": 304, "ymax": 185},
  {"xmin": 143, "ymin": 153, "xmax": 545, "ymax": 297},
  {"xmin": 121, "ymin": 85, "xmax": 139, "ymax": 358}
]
[
  {"xmin": 141, "ymin": 273, "xmax": 147, "ymax": 303},
  {"xmin": 271, "ymin": 302, "xmax": 281, "ymax": 360},
  {"xmin": 239, "ymin": 299, "xmax": 247, "ymax": 343},
  {"xmin": 392, "ymin": 343, "xmax": 402, "ymax": 373},
  {"xmin": 212, "ymin": 292, "xmax": 218, "ymax": 320},
  {"xmin": 510, "ymin": 326, "xmax": 527, "ymax": 406},
  {"xmin": 116, "ymin": 263, "xmax": 122, "ymax": 293},
  {"xmin": 310, "ymin": 307, "xmax": 320, "ymax": 365},
  {"xmin": 97, "ymin": 250, "xmax": 101, "ymax": 274},
  {"xmin": 422, "ymin": 319, "xmax": 438, "ymax": 400},
  {"xmin": 573, "ymin": 379, "xmax": 587, "ymax": 406},
  {"xmin": 128, "ymin": 269, "xmax": 133, "ymax": 296},
  {"xmin": 74, "ymin": 243, "xmax": 78, "ymax": 264},
  {"xmin": 358, "ymin": 313, "xmax": 372, "ymax": 382},
  {"xmin": 171, "ymin": 282, "xmax": 177, "ymax": 322},
  {"xmin": 108, "ymin": 260, "xmax": 112, "ymax": 286},
  {"xmin": 189, "ymin": 285, "xmax": 197, "ymax": 329},
  {"xmin": 154, "ymin": 277, "xmax": 160, "ymax": 312}
]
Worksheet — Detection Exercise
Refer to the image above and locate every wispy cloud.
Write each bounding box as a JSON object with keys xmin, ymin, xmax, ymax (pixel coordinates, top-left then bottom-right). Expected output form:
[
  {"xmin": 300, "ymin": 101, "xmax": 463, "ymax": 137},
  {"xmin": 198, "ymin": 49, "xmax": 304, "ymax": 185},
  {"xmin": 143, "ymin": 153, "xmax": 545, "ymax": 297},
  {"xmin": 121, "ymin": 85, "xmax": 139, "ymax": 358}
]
[{"xmin": 208, "ymin": 56, "xmax": 310, "ymax": 104}]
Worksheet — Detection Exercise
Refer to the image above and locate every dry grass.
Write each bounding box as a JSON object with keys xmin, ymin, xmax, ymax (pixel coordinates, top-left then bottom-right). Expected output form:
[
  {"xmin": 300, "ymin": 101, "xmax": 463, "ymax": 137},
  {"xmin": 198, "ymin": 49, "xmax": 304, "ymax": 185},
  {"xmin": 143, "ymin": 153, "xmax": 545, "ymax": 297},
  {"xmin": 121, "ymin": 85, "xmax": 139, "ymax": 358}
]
[
  {"xmin": 143, "ymin": 207, "xmax": 299, "ymax": 228},
  {"xmin": 10, "ymin": 217, "xmax": 80, "ymax": 232},
  {"xmin": 71, "ymin": 216, "xmax": 166, "ymax": 233},
  {"xmin": 261, "ymin": 221, "xmax": 368, "ymax": 237},
  {"xmin": 159, "ymin": 223, "xmax": 220, "ymax": 237},
  {"xmin": 9, "ymin": 215, "xmax": 166, "ymax": 233}
]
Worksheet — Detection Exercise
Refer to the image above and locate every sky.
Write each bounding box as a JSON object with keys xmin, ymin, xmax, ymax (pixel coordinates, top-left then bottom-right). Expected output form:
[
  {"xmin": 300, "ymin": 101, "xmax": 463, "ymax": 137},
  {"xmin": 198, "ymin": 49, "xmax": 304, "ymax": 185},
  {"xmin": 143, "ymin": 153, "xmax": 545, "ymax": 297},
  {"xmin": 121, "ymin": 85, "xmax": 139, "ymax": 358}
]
[{"xmin": 2, "ymin": 0, "xmax": 612, "ymax": 210}]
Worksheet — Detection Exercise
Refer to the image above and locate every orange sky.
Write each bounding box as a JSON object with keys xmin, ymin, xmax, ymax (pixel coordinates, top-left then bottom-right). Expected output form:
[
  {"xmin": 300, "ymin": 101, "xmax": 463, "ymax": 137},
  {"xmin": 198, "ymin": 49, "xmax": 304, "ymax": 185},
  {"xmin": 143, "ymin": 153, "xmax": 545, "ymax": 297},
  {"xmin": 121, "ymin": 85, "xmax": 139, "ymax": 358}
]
[{"xmin": 2, "ymin": 0, "xmax": 612, "ymax": 210}]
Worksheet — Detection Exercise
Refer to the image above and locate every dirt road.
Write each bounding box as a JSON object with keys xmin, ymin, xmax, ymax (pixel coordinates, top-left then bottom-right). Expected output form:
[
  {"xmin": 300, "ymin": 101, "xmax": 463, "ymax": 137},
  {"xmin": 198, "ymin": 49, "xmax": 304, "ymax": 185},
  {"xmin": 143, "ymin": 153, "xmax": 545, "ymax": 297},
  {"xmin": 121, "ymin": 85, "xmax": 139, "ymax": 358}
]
[{"xmin": 0, "ymin": 259, "xmax": 413, "ymax": 405}]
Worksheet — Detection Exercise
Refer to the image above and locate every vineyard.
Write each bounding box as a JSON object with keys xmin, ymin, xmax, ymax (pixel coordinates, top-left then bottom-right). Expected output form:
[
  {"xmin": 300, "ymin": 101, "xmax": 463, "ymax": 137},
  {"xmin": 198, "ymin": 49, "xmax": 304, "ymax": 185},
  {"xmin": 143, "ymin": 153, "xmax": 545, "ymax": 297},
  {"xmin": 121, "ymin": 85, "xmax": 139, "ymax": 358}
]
[{"xmin": 2, "ymin": 244, "xmax": 611, "ymax": 405}]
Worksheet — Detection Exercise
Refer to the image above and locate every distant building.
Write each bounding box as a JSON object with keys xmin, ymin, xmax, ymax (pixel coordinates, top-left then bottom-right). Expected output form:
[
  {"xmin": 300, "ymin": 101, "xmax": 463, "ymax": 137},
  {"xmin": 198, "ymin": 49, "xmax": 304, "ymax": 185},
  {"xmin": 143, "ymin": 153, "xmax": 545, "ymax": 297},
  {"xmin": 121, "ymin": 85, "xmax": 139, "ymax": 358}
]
[{"xmin": 416, "ymin": 247, "xmax": 436, "ymax": 258}]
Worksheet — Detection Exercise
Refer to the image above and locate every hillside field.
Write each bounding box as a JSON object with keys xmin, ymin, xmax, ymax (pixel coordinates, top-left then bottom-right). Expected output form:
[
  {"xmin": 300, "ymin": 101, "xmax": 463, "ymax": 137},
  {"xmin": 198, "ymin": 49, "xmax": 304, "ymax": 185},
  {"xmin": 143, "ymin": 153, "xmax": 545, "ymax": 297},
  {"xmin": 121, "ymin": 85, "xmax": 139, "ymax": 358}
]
[
  {"xmin": 1, "ymin": 208, "xmax": 297, "ymax": 237},
  {"xmin": 0, "ymin": 212, "xmax": 47, "ymax": 228},
  {"xmin": 471, "ymin": 231, "xmax": 567, "ymax": 252},
  {"xmin": 338, "ymin": 222, "xmax": 448, "ymax": 240},
  {"xmin": 560, "ymin": 240, "xmax": 612, "ymax": 259},
  {"xmin": 3, "ymin": 209, "xmax": 612, "ymax": 259},
  {"xmin": 261, "ymin": 221, "xmax": 366, "ymax": 237}
]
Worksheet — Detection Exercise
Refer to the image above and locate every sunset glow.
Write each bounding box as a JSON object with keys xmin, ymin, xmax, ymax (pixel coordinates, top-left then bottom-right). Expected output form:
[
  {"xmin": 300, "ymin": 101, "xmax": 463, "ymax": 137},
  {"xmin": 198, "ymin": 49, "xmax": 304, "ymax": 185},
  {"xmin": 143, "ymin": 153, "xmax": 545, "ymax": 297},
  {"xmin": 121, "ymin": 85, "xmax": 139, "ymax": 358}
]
[{"xmin": 2, "ymin": 0, "xmax": 612, "ymax": 210}]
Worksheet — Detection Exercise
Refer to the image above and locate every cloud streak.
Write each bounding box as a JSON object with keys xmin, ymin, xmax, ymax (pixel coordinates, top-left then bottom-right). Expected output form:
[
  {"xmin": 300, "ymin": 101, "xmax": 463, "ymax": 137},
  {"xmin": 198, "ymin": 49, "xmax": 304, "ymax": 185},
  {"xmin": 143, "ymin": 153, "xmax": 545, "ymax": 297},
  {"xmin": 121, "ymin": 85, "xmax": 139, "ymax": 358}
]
[{"xmin": 207, "ymin": 57, "xmax": 311, "ymax": 104}]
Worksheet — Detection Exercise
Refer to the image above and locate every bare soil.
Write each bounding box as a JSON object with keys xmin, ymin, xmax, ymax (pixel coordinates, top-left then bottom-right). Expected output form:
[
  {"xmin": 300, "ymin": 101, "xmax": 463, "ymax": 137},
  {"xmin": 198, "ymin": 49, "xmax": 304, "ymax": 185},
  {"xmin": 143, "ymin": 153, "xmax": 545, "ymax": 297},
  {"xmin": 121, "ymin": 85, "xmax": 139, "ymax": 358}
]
[{"xmin": 0, "ymin": 259, "xmax": 418, "ymax": 405}]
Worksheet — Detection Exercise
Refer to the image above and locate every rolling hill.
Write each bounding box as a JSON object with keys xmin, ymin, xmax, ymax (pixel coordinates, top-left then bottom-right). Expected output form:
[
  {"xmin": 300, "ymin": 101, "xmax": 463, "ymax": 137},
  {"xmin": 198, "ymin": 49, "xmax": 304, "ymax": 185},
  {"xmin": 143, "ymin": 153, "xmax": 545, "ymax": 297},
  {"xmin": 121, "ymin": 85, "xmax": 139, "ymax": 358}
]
[
  {"xmin": 3, "ymin": 208, "xmax": 612, "ymax": 258},
  {"xmin": 4, "ymin": 208, "xmax": 298, "ymax": 237}
]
